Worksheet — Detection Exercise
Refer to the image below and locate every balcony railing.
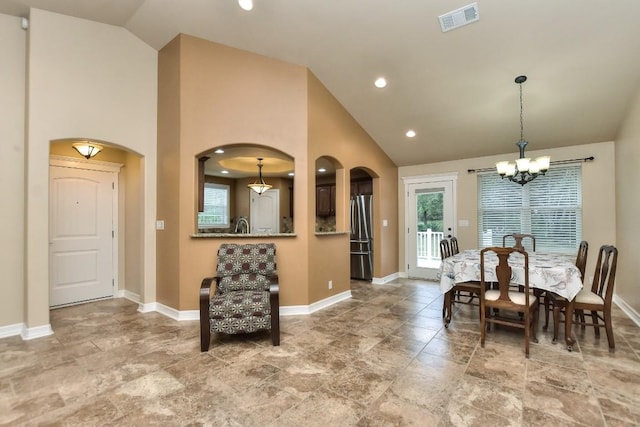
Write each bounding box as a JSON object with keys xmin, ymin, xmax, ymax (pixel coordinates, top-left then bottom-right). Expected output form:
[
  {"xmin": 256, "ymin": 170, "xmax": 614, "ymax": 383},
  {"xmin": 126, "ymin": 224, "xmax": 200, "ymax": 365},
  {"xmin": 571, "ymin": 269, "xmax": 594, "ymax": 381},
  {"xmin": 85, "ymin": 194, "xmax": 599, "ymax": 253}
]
[{"xmin": 417, "ymin": 229, "xmax": 445, "ymax": 266}]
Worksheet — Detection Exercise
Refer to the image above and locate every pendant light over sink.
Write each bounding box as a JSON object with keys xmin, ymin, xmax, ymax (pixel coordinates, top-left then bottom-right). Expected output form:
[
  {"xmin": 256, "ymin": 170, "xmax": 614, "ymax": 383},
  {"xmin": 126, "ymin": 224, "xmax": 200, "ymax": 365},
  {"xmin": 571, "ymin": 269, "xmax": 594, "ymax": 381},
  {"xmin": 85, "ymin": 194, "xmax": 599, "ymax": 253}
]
[
  {"xmin": 247, "ymin": 157, "xmax": 272, "ymax": 195},
  {"xmin": 496, "ymin": 75, "xmax": 550, "ymax": 185}
]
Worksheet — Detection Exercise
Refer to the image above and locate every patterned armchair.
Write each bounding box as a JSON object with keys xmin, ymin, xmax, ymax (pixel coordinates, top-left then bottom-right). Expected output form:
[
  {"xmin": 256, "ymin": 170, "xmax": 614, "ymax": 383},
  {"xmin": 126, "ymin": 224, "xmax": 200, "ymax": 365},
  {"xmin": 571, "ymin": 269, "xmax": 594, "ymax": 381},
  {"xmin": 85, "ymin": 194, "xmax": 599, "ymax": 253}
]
[{"xmin": 200, "ymin": 243, "xmax": 280, "ymax": 351}]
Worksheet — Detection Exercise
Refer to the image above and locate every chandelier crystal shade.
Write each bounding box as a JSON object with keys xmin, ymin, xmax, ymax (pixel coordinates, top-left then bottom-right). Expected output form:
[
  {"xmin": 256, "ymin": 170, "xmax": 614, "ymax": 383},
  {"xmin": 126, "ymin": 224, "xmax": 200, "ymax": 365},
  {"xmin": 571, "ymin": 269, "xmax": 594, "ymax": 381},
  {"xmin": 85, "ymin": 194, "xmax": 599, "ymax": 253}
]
[
  {"xmin": 247, "ymin": 157, "xmax": 272, "ymax": 195},
  {"xmin": 496, "ymin": 75, "xmax": 550, "ymax": 185}
]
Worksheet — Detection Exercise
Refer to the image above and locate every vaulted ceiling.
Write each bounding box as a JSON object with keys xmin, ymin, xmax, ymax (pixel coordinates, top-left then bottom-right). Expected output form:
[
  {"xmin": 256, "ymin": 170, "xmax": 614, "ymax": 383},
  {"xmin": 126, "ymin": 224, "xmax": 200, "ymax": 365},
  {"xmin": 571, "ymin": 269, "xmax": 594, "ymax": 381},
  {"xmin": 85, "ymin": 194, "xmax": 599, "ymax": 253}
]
[{"xmin": 3, "ymin": 0, "xmax": 640, "ymax": 166}]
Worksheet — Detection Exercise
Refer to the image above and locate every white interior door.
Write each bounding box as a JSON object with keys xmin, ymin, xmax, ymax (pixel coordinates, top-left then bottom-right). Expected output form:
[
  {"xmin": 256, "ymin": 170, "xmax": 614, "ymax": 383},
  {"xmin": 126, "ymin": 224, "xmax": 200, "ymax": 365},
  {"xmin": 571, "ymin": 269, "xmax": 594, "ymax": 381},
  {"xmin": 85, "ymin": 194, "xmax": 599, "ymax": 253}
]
[
  {"xmin": 50, "ymin": 166, "xmax": 115, "ymax": 307},
  {"xmin": 406, "ymin": 176, "xmax": 456, "ymax": 280},
  {"xmin": 250, "ymin": 189, "xmax": 279, "ymax": 233}
]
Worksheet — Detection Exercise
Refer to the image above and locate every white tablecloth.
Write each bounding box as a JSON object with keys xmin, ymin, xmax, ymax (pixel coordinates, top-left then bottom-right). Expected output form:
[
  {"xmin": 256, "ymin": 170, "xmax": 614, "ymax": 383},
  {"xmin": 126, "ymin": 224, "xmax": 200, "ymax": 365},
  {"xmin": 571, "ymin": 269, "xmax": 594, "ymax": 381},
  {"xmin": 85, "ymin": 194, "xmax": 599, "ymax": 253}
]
[{"xmin": 439, "ymin": 249, "xmax": 583, "ymax": 300}]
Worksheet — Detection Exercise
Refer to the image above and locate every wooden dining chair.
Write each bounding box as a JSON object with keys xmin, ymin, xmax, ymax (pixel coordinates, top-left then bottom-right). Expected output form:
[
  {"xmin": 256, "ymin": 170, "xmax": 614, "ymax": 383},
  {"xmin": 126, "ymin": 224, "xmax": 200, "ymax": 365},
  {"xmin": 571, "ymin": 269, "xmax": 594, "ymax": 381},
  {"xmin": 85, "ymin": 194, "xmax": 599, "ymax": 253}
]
[
  {"xmin": 544, "ymin": 240, "xmax": 589, "ymax": 331},
  {"xmin": 480, "ymin": 247, "xmax": 538, "ymax": 357},
  {"xmin": 449, "ymin": 236, "xmax": 460, "ymax": 255},
  {"xmin": 441, "ymin": 238, "xmax": 482, "ymax": 327},
  {"xmin": 439, "ymin": 239, "xmax": 451, "ymax": 260},
  {"xmin": 548, "ymin": 244, "xmax": 618, "ymax": 352},
  {"xmin": 502, "ymin": 233, "xmax": 536, "ymax": 252},
  {"xmin": 575, "ymin": 240, "xmax": 589, "ymax": 278}
]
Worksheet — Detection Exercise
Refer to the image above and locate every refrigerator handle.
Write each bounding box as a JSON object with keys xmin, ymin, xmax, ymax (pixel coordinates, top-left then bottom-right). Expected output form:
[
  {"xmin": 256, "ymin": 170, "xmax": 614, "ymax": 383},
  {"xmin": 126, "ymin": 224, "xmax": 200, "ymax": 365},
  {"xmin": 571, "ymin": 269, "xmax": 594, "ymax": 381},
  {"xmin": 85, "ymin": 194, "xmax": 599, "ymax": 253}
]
[{"xmin": 350, "ymin": 198, "xmax": 355, "ymax": 234}]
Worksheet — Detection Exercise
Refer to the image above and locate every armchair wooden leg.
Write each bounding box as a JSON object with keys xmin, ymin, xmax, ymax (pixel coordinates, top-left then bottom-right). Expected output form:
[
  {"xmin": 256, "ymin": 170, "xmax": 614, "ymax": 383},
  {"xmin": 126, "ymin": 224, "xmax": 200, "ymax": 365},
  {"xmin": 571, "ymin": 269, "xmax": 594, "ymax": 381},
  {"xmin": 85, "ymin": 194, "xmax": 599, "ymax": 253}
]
[
  {"xmin": 270, "ymin": 287, "xmax": 280, "ymax": 346},
  {"xmin": 200, "ymin": 278, "xmax": 214, "ymax": 352},
  {"xmin": 200, "ymin": 321, "xmax": 211, "ymax": 352}
]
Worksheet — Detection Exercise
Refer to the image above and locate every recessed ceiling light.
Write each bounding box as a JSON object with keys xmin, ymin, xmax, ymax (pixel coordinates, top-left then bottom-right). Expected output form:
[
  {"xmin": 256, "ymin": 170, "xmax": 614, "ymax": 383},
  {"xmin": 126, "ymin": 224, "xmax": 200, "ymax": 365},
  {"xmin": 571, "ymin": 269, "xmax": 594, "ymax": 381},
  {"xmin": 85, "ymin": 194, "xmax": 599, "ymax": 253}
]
[
  {"xmin": 318, "ymin": 168, "xmax": 326, "ymax": 173},
  {"xmin": 374, "ymin": 77, "xmax": 387, "ymax": 88},
  {"xmin": 238, "ymin": 0, "xmax": 253, "ymax": 11},
  {"xmin": 214, "ymin": 148, "xmax": 224, "ymax": 154},
  {"xmin": 221, "ymin": 170, "xmax": 229, "ymax": 174},
  {"xmin": 406, "ymin": 130, "xmax": 416, "ymax": 138}
]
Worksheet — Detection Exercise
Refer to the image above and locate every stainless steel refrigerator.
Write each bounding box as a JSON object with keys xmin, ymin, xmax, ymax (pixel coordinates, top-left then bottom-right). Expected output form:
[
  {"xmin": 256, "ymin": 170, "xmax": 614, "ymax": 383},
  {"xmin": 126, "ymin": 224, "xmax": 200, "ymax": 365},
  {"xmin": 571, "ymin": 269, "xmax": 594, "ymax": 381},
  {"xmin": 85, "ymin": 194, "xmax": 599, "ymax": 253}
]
[{"xmin": 350, "ymin": 195, "xmax": 373, "ymax": 280}]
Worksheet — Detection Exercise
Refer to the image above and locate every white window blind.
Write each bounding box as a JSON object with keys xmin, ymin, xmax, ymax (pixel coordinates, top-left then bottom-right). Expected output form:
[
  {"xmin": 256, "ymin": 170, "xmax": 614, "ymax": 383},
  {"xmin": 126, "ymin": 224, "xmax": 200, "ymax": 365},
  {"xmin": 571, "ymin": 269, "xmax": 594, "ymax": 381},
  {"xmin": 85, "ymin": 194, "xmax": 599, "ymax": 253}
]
[
  {"xmin": 198, "ymin": 183, "xmax": 230, "ymax": 229},
  {"xmin": 478, "ymin": 165, "xmax": 582, "ymax": 253}
]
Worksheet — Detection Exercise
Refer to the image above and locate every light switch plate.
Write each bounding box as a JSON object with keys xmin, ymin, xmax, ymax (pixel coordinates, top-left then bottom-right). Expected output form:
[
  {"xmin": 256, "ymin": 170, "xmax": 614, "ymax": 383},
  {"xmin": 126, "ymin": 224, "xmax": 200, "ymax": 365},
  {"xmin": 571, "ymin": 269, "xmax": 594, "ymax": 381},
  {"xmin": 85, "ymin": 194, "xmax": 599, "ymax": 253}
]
[
  {"xmin": 156, "ymin": 220, "xmax": 165, "ymax": 230},
  {"xmin": 458, "ymin": 219, "xmax": 469, "ymax": 227}
]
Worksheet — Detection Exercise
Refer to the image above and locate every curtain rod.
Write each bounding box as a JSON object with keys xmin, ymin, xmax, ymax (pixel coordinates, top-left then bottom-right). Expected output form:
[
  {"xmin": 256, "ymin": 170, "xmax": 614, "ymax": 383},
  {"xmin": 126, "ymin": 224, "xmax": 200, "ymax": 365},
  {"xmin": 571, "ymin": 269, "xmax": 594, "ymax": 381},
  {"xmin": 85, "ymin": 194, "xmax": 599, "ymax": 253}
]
[{"xmin": 467, "ymin": 156, "xmax": 595, "ymax": 174}]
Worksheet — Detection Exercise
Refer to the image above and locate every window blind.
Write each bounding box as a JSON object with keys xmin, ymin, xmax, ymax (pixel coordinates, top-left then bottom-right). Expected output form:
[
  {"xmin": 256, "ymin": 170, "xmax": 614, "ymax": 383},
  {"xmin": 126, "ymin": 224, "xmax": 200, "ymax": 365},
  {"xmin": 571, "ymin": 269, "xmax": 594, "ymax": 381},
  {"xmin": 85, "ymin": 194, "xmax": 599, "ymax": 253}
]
[
  {"xmin": 478, "ymin": 165, "xmax": 582, "ymax": 253},
  {"xmin": 198, "ymin": 183, "xmax": 230, "ymax": 228}
]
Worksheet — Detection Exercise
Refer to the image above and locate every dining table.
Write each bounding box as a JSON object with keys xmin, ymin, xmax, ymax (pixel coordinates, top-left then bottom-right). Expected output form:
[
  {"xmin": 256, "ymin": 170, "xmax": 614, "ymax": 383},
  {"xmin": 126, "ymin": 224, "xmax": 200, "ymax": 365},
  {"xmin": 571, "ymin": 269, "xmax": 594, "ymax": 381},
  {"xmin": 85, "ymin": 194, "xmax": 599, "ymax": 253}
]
[{"xmin": 439, "ymin": 249, "xmax": 584, "ymax": 350}]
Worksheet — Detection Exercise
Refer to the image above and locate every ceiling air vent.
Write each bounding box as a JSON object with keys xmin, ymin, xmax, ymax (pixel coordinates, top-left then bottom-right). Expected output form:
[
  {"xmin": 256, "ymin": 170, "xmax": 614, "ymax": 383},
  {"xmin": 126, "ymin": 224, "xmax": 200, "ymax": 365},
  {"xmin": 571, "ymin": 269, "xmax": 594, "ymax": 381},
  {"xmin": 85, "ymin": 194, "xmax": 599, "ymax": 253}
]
[{"xmin": 438, "ymin": 2, "xmax": 479, "ymax": 33}]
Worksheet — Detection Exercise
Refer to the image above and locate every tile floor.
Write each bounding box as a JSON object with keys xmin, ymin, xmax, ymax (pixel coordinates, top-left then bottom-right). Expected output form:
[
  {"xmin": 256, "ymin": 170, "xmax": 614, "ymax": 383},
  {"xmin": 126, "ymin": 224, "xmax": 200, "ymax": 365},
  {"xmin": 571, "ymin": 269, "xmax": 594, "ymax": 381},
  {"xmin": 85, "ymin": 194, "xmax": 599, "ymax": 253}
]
[{"xmin": 1, "ymin": 279, "xmax": 639, "ymax": 426}]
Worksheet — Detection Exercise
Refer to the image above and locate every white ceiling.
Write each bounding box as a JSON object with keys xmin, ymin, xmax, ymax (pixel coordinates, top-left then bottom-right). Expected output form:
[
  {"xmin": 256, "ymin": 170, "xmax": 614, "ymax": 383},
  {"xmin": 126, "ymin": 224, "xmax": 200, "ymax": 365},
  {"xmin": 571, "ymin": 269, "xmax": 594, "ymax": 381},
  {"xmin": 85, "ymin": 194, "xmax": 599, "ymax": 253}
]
[{"xmin": 3, "ymin": 0, "xmax": 640, "ymax": 167}]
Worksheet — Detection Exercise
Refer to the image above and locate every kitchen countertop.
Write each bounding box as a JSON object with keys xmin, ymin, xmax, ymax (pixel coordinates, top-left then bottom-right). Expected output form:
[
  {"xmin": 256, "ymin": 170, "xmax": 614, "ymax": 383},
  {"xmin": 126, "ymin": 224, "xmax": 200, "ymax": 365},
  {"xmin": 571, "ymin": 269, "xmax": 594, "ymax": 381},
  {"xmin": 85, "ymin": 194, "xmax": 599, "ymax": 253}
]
[
  {"xmin": 191, "ymin": 233, "xmax": 296, "ymax": 238},
  {"xmin": 314, "ymin": 231, "xmax": 349, "ymax": 236}
]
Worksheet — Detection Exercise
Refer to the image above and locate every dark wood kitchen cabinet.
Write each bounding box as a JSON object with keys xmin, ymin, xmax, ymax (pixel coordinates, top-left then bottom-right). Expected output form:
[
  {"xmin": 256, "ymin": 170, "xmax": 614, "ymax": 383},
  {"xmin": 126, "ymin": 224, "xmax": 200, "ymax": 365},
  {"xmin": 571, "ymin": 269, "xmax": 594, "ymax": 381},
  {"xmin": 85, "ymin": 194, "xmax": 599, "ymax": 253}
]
[
  {"xmin": 350, "ymin": 178, "xmax": 372, "ymax": 196},
  {"xmin": 316, "ymin": 184, "xmax": 335, "ymax": 216}
]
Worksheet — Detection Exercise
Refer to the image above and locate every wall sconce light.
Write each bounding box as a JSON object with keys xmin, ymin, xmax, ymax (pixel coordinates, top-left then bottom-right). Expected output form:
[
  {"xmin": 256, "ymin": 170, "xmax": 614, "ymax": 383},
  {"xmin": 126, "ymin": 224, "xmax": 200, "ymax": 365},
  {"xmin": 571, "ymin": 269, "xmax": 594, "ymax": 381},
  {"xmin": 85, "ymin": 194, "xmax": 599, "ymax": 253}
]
[
  {"xmin": 247, "ymin": 157, "xmax": 272, "ymax": 195},
  {"xmin": 72, "ymin": 142, "xmax": 103, "ymax": 159}
]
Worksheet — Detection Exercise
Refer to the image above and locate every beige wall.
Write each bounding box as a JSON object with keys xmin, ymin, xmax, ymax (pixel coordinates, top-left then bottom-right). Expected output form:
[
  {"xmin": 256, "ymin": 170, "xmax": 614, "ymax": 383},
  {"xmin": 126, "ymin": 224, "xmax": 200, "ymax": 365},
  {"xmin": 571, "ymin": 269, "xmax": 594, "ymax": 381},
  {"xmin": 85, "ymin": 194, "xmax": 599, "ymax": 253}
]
[
  {"xmin": 23, "ymin": 9, "xmax": 157, "ymax": 330},
  {"xmin": 307, "ymin": 71, "xmax": 399, "ymax": 299},
  {"xmin": 157, "ymin": 35, "xmax": 398, "ymax": 311},
  {"xmin": 398, "ymin": 141, "xmax": 616, "ymax": 282},
  {"xmin": 0, "ymin": 14, "xmax": 26, "ymax": 329},
  {"xmin": 157, "ymin": 35, "xmax": 311, "ymax": 310},
  {"xmin": 615, "ymin": 87, "xmax": 640, "ymax": 314}
]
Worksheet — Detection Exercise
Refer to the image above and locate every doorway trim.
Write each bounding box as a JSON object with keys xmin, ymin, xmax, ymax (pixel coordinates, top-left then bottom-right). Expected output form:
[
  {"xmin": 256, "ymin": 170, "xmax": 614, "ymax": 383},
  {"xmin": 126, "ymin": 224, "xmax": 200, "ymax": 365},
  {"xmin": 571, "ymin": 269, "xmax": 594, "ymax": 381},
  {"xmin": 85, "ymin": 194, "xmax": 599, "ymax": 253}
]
[
  {"xmin": 49, "ymin": 155, "xmax": 122, "ymax": 306},
  {"xmin": 403, "ymin": 172, "xmax": 458, "ymax": 279}
]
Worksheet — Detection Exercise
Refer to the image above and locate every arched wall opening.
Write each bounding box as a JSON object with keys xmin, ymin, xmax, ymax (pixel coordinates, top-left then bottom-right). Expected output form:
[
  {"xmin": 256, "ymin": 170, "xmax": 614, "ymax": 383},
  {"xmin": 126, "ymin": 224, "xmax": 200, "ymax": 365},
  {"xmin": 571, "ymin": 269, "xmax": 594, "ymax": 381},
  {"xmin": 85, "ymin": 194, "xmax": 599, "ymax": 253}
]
[{"xmin": 48, "ymin": 138, "xmax": 147, "ymax": 312}]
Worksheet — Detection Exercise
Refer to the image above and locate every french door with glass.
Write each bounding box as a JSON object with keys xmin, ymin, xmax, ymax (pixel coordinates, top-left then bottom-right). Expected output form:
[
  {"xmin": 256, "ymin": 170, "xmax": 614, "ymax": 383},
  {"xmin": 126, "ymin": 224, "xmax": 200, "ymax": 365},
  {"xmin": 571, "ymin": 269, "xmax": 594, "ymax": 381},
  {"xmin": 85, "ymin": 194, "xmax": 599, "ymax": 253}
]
[{"xmin": 405, "ymin": 174, "xmax": 456, "ymax": 280}]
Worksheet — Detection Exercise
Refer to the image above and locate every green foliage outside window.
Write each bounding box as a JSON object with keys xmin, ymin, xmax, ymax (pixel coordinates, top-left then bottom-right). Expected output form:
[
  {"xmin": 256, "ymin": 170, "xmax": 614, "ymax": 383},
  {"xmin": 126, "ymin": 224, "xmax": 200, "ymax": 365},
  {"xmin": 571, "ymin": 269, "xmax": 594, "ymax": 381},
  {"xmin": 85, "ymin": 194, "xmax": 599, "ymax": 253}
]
[{"xmin": 417, "ymin": 192, "xmax": 443, "ymax": 232}]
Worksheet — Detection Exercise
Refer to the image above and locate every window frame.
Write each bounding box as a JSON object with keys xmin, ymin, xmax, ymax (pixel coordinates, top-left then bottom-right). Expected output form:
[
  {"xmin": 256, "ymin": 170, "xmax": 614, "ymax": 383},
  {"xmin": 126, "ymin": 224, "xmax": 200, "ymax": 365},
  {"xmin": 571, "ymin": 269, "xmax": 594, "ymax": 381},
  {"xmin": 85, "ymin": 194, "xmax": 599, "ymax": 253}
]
[{"xmin": 197, "ymin": 182, "xmax": 230, "ymax": 229}]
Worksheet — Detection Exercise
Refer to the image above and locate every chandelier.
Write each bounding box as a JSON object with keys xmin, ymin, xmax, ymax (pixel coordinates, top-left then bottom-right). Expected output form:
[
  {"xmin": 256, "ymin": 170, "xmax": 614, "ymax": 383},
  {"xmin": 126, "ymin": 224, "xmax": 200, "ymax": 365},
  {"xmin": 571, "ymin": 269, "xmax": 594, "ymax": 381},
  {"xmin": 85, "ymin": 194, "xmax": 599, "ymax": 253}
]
[
  {"xmin": 496, "ymin": 75, "xmax": 550, "ymax": 185},
  {"xmin": 247, "ymin": 157, "xmax": 272, "ymax": 195}
]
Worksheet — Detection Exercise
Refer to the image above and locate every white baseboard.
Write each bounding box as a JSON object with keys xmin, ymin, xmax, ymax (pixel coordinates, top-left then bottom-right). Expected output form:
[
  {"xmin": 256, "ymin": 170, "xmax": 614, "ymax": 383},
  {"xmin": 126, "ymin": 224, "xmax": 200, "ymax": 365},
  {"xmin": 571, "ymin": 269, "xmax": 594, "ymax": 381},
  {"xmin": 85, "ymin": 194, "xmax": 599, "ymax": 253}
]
[
  {"xmin": 137, "ymin": 301, "xmax": 157, "ymax": 313},
  {"xmin": 156, "ymin": 303, "xmax": 199, "ymax": 321},
  {"xmin": 614, "ymin": 294, "xmax": 640, "ymax": 327},
  {"xmin": 133, "ymin": 300, "xmax": 198, "ymax": 321},
  {"xmin": 21, "ymin": 323, "xmax": 53, "ymax": 340},
  {"xmin": 0, "ymin": 322, "xmax": 23, "ymax": 339},
  {"xmin": 280, "ymin": 290, "xmax": 352, "ymax": 315},
  {"xmin": 372, "ymin": 272, "xmax": 400, "ymax": 284},
  {"xmin": 398, "ymin": 271, "xmax": 408, "ymax": 278},
  {"xmin": 121, "ymin": 289, "xmax": 140, "ymax": 303},
  {"xmin": 126, "ymin": 290, "xmax": 352, "ymax": 320}
]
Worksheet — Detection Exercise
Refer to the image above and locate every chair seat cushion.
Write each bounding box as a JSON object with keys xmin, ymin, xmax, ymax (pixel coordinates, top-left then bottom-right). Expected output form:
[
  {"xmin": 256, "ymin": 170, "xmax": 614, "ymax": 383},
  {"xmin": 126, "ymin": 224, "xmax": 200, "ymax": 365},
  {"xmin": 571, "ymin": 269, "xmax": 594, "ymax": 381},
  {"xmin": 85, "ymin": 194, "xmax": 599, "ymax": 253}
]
[
  {"xmin": 485, "ymin": 289, "xmax": 536, "ymax": 306},
  {"xmin": 575, "ymin": 289, "xmax": 605, "ymax": 305},
  {"xmin": 209, "ymin": 290, "xmax": 271, "ymax": 334},
  {"xmin": 218, "ymin": 273, "xmax": 270, "ymax": 293}
]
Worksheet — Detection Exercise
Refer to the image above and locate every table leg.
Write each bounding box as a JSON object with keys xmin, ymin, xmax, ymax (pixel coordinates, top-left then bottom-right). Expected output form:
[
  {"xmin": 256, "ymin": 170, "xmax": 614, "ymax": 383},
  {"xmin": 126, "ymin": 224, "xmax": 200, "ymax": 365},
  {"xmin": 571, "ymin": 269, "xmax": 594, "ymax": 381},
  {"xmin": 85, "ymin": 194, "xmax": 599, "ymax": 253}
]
[
  {"xmin": 443, "ymin": 291, "xmax": 452, "ymax": 327},
  {"xmin": 565, "ymin": 298, "xmax": 576, "ymax": 351}
]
